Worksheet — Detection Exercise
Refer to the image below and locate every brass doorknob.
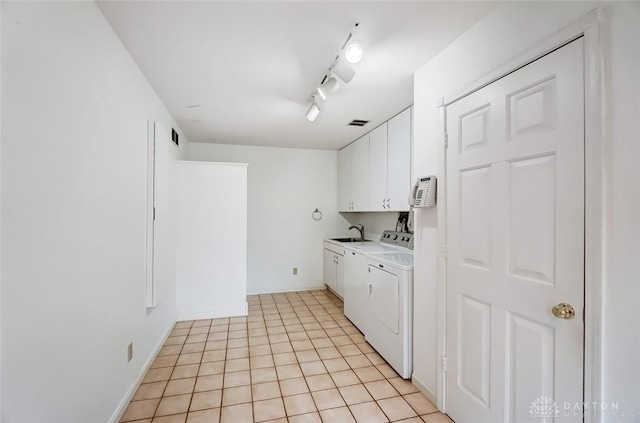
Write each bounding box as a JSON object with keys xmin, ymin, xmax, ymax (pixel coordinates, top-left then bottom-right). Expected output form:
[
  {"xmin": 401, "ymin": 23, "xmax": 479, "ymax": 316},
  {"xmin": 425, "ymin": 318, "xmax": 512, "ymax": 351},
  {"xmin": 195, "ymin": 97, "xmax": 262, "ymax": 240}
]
[{"xmin": 552, "ymin": 303, "xmax": 576, "ymax": 319}]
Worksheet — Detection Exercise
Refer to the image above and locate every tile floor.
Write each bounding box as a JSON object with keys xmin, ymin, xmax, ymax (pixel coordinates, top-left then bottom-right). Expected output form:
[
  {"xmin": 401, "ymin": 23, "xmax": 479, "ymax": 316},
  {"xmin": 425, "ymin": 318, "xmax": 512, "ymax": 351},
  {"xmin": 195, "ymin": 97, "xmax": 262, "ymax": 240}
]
[{"xmin": 120, "ymin": 289, "xmax": 454, "ymax": 423}]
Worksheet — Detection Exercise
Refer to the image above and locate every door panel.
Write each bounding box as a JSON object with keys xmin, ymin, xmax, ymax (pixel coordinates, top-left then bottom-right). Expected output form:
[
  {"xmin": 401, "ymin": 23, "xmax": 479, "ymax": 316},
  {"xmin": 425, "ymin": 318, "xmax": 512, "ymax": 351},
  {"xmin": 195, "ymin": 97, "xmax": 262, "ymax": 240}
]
[
  {"xmin": 506, "ymin": 312, "xmax": 555, "ymax": 422},
  {"xmin": 369, "ymin": 123, "xmax": 388, "ymax": 211},
  {"xmin": 351, "ymin": 135, "xmax": 370, "ymax": 211},
  {"xmin": 459, "ymin": 166, "xmax": 492, "ymax": 270},
  {"xmin": 509, "ymin": 155, "xmax": 556, "ymax": 284},
  {"xmin": 336, "ymin": 254, "xmax": 344, "ymax": 297},
  {"xmin": 338, "ymin": 145, "xmax": 352, "ymax": 211},
  {"xmin": 387, "ymin": 108, "xmax": 411, "ymax": 210},
  {"xmin": 446, "ymin": 39, "xmax": 584, "ymax": 423},
  {"xmin": 458, "ymin": 294, "xmax": 491, "ymax": 408},
  {"xmin": 368, "ymin": 266, "xmax": 399, "ymax": 334},
  {"xmin": 343, "ymin": 251, "xmax": 371, "ymax": 334},
  {"xmin": 324, "ymin": 249, "xmax": 337, "ymax": 291}
]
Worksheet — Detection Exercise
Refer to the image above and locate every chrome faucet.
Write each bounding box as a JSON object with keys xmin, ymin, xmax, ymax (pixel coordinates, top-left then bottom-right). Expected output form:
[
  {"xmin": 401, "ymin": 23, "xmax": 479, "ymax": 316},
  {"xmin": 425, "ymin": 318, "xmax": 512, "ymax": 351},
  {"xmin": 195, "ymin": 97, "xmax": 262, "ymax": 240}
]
[{"xmin": 348, "ymin": 224, "xmax": 365, "ymax": 241}]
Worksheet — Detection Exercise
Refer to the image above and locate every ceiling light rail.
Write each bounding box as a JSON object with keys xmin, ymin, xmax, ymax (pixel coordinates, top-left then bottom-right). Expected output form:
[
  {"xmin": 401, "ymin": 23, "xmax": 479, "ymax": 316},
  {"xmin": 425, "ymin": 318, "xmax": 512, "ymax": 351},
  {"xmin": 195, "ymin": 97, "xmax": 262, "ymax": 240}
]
[{"xmin": 305, "ymin": 22, "xmax": 363, "ymax": 122}]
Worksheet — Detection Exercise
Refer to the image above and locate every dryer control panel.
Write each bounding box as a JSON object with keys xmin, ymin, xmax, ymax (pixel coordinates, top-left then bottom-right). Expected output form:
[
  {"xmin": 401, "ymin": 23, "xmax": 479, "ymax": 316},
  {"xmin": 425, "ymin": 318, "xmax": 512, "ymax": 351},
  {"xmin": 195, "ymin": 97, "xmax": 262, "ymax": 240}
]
[{"xmin": 380, "ymin": 231, "xmax": 414, "ymax": 250}]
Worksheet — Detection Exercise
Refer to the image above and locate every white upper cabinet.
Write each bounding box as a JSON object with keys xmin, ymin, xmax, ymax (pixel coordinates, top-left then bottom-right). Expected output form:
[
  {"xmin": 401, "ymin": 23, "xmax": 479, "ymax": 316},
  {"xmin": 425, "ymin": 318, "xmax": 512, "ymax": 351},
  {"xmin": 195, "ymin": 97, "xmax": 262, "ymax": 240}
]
[
  {"xmin": 369, "ymin": 123, "xmax": 388, "ymax": 211},
  {"xmin": 338, "ymin": 134, "xmax": 370, "ymax": 212},
  {"xmin": 338, "ymin": 144, "xmax": 352, "ymax": 211},
  {"xmin": 387, "ymin": 108, "xmax": 412, "ymax": 211},
  {"xmin": 338, "ymin": 107, "xmax": 411, "ymax": 212},
  {"xmin": 351, "ymin": 134, "xmax": 370, "ymax": 211}
]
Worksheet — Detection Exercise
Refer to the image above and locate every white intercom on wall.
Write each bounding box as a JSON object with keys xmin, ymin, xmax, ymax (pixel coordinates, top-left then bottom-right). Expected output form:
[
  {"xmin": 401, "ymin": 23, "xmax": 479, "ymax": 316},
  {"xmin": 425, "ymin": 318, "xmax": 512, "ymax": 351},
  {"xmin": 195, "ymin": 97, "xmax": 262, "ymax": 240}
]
[{"xmin": 409, "ymin": 176, "xmax": 437, "ymax": 208}]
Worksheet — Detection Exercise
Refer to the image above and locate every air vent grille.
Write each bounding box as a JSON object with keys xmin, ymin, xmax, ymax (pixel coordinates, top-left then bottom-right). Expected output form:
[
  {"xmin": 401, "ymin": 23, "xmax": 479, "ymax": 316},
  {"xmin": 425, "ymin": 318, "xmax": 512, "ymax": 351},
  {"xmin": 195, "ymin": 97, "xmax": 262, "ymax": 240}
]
[{"xmin": 348, "ymin": 119, "xmax": 369, "ymax": 127}]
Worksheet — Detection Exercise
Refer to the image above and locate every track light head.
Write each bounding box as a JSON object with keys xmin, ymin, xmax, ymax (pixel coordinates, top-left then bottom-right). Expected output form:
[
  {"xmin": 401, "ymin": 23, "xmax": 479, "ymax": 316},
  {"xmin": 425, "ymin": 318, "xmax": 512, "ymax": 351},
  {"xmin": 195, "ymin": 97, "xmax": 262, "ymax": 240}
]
[
  {"xmin": 332, "ymin": 58, "xmax": 355, "ymax": 84},
  {"xmin": 305, "ymin": 97, "xmax": 320, "ymax": 122},
  {"xmin": 345, "ymin": 40, "xmax": 363, "ymax": 64},
  {"xmin": 317, "ymin": 76, "xmax": 340, "ymax": 100}
]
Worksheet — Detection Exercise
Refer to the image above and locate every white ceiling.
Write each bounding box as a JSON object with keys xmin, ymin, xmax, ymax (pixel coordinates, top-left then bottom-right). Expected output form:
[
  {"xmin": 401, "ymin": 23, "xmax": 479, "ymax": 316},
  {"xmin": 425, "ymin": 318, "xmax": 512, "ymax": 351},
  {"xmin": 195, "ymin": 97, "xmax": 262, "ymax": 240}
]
[{"xmin": 97, "ymin": 1, "xmax": 495, "ymax": 150}]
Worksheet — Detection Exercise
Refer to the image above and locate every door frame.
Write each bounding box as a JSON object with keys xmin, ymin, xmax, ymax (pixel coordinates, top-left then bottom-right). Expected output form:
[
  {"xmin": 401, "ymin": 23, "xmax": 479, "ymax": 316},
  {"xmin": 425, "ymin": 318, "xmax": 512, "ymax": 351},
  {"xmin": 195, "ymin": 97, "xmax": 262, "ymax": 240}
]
[{"xmin": 435, "ymin": 8, "xmax": 605, "ymax": 417}]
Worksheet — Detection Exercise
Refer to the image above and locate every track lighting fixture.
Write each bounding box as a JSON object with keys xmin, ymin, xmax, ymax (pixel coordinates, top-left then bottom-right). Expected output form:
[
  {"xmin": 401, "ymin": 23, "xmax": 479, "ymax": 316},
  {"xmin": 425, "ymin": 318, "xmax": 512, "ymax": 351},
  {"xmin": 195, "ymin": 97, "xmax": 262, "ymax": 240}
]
[
  {"xmin": 332, "ymin": 58, "xmax": 355, "ymax": 84},
  {"xmin": 317, "ymin": 75, "xmax": 340, "ymax": 100},
  {"xmin": 344, "ymin": 22, "xmax": 364, "ymax": 64},
  {"xmin": 304, "ymin": 22, "xmax": 363, "ymax": 122},
  {"xmin": 345, "ymin": 40, "xmax": 363, "ymax": 64},
  {"xmin": 305, "ymin": 97, "xmax": 320, "ymax": 122}
]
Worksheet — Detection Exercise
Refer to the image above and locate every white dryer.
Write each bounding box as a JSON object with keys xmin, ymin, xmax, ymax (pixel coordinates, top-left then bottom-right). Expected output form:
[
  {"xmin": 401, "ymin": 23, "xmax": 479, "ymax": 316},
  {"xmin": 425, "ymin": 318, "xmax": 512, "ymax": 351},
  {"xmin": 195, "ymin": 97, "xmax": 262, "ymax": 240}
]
[{"xmin": 365, "ymin": 251, "xmax": 413, "ymax": 379}]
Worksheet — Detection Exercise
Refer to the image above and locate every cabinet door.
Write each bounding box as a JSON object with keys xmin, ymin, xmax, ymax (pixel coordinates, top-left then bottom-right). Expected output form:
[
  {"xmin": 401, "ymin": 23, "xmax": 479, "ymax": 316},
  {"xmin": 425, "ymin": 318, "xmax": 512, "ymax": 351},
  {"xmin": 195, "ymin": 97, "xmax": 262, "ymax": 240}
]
[
  {"xmin": 323, "ymin": 249, "xmax": 337, "ymax": 291},
  {"xmin": 343, "ymin": 250, "xmax": 370, "ymax": 334},
  {"xmin": 351, "ymin": 134, "xmax": 370, "ymax": 211},
  {"xmin": 336, "ymin": 254, "xmax": 344, "ymax": 297},
  {"xmin": 369, "ymin": 123, "xmax": 388, "ymax": 211},
  {"xmin": 368, "ymin": 266, "xmax": 399, "ymax": 334},
  {"xmin": 387, "ymin": 108, "xmax": 412, "ymax": 211},
  {"xmin": 337, "ymin": 144, "xmax": 352, "ymax": 211}
]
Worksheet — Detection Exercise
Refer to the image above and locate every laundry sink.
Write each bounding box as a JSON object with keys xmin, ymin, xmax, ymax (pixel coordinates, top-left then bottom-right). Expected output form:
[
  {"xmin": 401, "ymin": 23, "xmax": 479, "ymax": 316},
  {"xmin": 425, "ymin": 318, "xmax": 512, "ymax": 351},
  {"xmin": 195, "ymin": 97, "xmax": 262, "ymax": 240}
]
[{"xmin": 330, "ymin": 237, "xmax": 372, "ymax": 243}]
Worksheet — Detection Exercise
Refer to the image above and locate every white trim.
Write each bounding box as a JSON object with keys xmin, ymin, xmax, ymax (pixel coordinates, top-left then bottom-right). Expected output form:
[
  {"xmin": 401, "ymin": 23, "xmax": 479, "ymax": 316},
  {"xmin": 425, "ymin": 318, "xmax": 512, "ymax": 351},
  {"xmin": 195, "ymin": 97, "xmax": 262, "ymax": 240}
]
[
  {"xmin": 411, "ymin": 373, "xmax": 437, "ymax": 405},
  {"xmin": 436, "ymin": 103, "xmax": 448, "ymax": 412},
  {"xmin": 582, "ymin": 8, "xmax": 605, "ymax": 412},
  {"xmin": 108, "ymin": 323, "xmax": 174, "ymax": 423},
  {"xmin": 177, "ymin": 307, "xmax": 247, "ymax": 322},
  {"xmin": 247, "ymin": 285, "xmax": 328, "ymax": 296},
  {"xmin": 326, "ymin": 285, "xmax": 343, "ymax": 300},
  {"xmin": 442, "ymin": 14, "xmax": 588, "ymax": 107},
  {"xmin": 179, "ymin": 160, "xmax": 249, "ymax": 167},
  {"xmin": 145, "ymin": 121, "xmax": 156, "ymax": 308},
  {"xmin": 437, "ymin": 8, "xmax": 604, "ymax": 417}
]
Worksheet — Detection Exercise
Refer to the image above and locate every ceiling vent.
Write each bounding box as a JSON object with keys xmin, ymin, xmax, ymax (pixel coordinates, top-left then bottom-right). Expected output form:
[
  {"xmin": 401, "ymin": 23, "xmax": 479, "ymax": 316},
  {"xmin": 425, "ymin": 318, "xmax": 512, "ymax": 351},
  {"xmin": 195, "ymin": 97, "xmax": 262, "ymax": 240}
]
[{"xmin": 347, "ymin": 119, "xmax": 369, "ymax": 127}]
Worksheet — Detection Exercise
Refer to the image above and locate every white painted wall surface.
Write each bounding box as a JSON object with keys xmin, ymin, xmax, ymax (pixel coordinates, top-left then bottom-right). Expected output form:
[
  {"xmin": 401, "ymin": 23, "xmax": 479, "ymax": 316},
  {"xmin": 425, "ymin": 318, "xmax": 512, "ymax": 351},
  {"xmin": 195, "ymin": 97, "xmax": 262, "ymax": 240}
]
[
  {"xmin": 189, "ymin": 143, "xmax": 352, "ymax": 294},
  {"xmin": 600, "ymin": 4, "xmax": 640, "ymax": 419},
  {"xmin": 0, "ymin": 3, "xmax": 3, "ymax": 416},
  {"xmin": 412, "ymin": 1, "xmax": 640, "ymax": 418},
  {"xmin": 341, "ymin": 212, "xmax": 402, "ymax": 241},
  {"xmin": 176, "ymin": 161, "xmax": 248, "ymax": 320},
  {"xmin": 1, "ymin": 2, "xmax": 188, "ymax": 422}
]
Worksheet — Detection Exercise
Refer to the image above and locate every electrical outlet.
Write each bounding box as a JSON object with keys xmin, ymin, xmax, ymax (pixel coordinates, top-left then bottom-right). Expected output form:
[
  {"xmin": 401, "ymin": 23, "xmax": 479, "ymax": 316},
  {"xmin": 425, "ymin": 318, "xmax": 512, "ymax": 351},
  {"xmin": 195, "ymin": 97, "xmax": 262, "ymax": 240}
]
[
  {"xmin": 293, "ymin": 268, "xmax": 298, "ymax": 275},
  {"xmin": 127, "ymin": 343, "xmax": 133, "ymax": 362}
]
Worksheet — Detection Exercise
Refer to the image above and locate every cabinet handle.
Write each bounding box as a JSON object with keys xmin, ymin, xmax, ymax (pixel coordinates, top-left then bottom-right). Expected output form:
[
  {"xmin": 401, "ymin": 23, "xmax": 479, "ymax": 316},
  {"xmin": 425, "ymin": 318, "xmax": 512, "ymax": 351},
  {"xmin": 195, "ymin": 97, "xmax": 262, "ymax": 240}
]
[{"xmin": 368, "ymin": 283, "xmax": 372, "ymax": 297}]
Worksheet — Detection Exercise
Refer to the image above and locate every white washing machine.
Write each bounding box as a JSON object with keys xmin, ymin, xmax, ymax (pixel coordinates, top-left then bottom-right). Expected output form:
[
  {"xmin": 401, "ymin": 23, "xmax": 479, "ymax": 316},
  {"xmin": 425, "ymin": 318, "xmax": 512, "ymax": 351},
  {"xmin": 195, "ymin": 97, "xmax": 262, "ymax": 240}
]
[{"xmin": 365, "ymin": 250, "xmax": 413, "ymax": 379}]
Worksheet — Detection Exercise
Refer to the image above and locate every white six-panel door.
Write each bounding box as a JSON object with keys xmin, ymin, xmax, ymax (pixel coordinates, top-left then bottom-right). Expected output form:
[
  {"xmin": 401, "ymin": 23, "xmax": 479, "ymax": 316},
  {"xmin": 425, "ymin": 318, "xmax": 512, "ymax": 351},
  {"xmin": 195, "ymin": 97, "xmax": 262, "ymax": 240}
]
[{"xmin": 445, "ymin": 39, "xmax": 585, "ymax": 423}]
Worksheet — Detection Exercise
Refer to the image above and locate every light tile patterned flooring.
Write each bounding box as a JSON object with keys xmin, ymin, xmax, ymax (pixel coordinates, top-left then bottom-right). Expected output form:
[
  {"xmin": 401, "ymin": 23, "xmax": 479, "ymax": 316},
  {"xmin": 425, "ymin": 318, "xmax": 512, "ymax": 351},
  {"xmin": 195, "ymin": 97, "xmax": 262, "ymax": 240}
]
[{"xmin": 120, "ymin": 289, "xmax": 454, "ymax": 423}]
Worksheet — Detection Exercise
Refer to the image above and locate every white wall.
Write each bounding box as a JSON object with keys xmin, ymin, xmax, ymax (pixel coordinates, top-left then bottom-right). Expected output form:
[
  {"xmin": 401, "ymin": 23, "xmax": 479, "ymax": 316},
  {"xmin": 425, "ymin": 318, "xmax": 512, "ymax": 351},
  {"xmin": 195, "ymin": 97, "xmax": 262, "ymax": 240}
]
[
  {"xmin": 0, "ymin": 3, "xmax": 3, "ymax": 416},
  {"xmin": 342, "ymin": 212, "xmax": 402, "ymax": 241},
  {"xmin": 412, "ymin": 1, "xmax": 640, "ymax": 418},
  {"xmin": 600, "ymin": 3, "xmax": 640, "ymax": 417},
  {"xmin": 189, "ymin": 143, "xmax": 353, "ymax": 294},
  {"xmin": 1, "ymin": 2, "xmax": 188, "ymax": 422},
  {"xmin": 176, "ymin": 162, "xmax": 248, "ymax": 320}
]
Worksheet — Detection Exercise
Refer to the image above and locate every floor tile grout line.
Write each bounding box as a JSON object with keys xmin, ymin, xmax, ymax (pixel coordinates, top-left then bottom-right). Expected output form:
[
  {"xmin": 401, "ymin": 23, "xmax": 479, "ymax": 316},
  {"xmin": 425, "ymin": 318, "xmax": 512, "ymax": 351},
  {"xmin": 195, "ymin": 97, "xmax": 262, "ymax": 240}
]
[{"xmin": 124, "ymin": 290, "xmax": 440, "ymax": 423}]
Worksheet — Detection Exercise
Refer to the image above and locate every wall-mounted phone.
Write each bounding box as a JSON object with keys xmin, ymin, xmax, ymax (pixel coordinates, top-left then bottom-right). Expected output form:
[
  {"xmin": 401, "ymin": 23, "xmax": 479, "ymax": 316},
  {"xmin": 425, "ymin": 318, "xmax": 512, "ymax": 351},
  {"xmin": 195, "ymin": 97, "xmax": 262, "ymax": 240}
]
[{"xmin": 410, "ymin": 176, "xmax": 437, "ymax": 208}]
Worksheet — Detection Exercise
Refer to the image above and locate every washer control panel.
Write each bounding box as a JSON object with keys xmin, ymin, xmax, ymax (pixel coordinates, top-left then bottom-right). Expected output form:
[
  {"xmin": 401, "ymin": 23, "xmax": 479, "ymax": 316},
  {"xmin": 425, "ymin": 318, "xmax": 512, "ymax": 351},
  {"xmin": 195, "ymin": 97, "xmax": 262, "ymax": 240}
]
[{"xmin": 380, "ymin": 230, "xmax": 414, "ymax": 250}]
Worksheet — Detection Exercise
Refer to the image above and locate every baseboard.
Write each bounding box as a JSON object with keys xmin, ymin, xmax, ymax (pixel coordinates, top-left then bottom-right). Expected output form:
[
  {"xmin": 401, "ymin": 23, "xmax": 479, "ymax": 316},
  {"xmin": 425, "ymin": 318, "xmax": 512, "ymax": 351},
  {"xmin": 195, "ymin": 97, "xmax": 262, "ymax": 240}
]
[
  {"xmin": 177, "ymin": 303, "xmax": 248, "ymax": 322},
  {"xmin": 247, "ymin": 285, "xmax": 328, "ymax": 296},
  {"xmin": 108, "ymin": 323, "xmax": 174, "ymax": 423},
  {"xmin": 411, "ymin": 373, "xmax": 438, "ymax": 407},
  {"xmin": 325, "ymin": 285, "xmax": 343, "ymax": 300}
]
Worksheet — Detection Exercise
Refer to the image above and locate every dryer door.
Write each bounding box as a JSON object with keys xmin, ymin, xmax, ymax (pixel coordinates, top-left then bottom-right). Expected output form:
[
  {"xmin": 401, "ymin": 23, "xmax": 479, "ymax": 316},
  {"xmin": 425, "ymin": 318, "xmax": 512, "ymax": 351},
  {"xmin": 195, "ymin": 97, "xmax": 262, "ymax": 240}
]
[{"xmin": 368, "ymin": 265, "xmax": 399, "ymax": 334}]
